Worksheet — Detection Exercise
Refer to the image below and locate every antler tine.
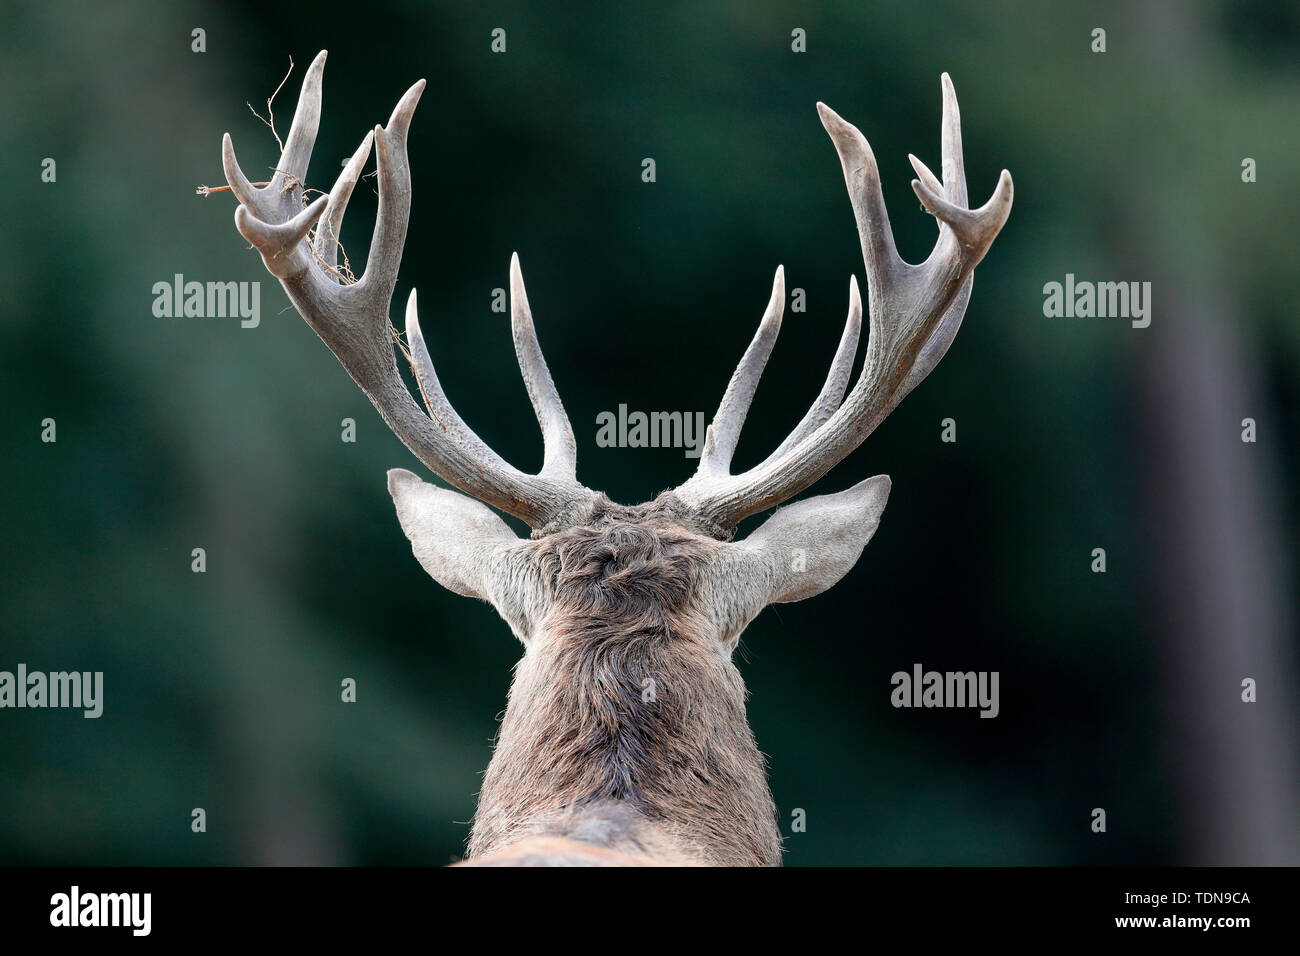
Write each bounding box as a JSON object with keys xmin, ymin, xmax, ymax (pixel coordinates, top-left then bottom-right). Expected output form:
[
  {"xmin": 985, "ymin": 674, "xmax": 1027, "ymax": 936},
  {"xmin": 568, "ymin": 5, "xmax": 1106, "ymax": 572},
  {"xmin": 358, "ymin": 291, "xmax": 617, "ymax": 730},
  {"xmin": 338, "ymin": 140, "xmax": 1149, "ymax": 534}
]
[
  {"xmin": 510, "ymin": 254, "xmax": 578, "ymax": 482},
  {"xmin": 220, "ymin": 133, "xmax": 259, "ymax": 209},
  {"xmin": 940, "ymin": 72, "xmax": 967, "ymax": 207},
  {"xmin": 355, "ymin": 79, "xmax": 426, "ymax": 299},
  {"xmin": 233, "ymin": 194, "xmax": 329, "ymax": 279},
  {"xmin": 269, "ymin": 50, "xmax": 327, "ymax": 218},
  {"xmin": 912, "ymin": 170, "xmax": 1013, "ymax": 269},
  {"xmin": 815, "ymin": 104, "xmax": 899, "ymax": 289},
  {"xmin": 223, "ymin": 51, "xmax": 333, "ymax": 279},
  {"xmin": 908, "ymin": 152, "xmax": 944, "ymax": 197},
  {"xmin": 696, "ymin": 266, "xmax": 785, "ymax": 476},
  {"xmin": 221, "ymin": 51, "xmax": 599, "ymax": 532},
  {"xmin": 670, "ymin": 75, "xmax": 1012, "ymax": 535}
]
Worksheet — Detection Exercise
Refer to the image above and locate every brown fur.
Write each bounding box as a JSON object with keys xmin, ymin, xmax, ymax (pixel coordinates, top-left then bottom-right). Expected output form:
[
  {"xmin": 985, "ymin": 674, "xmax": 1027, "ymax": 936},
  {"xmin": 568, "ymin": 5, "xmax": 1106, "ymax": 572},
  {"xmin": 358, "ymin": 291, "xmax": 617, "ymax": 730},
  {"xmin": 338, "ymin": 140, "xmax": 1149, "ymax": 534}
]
[
  {"xmin": 460, "ymin": 836, "xmax": 660, "ymax": 867},
  {"xmin": 466, "ymin": 516, "xmax": 782, "ymax": 866}
]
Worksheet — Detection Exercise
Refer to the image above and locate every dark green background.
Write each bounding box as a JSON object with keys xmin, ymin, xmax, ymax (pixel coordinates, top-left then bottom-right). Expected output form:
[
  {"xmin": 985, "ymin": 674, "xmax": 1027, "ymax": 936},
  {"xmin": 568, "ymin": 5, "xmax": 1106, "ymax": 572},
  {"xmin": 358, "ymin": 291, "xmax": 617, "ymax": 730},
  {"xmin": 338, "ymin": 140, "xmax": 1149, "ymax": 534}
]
[{"xmin": 1, "ymin": 0, "xmax": 1296, "ymax": 865}]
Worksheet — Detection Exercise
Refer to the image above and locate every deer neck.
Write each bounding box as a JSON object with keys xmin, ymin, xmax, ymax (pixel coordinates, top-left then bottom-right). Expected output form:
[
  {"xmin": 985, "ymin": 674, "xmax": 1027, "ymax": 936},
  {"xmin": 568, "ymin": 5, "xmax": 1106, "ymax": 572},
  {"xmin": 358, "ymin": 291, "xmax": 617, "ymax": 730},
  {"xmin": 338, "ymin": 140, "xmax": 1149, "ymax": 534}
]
[{"xmin": 467, "ymin": 620, "xmax": 782, "ymax": 866}]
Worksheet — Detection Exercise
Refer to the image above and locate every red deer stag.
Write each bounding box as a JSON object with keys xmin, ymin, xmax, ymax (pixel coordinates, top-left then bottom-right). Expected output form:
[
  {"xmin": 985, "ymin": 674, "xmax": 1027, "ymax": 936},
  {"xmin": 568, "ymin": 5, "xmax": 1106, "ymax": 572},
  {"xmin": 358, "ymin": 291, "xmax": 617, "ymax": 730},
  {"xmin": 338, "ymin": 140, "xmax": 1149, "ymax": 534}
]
[{"xmin": 218, "ymin": 51, "xmax": 1012, "ymax": 865}]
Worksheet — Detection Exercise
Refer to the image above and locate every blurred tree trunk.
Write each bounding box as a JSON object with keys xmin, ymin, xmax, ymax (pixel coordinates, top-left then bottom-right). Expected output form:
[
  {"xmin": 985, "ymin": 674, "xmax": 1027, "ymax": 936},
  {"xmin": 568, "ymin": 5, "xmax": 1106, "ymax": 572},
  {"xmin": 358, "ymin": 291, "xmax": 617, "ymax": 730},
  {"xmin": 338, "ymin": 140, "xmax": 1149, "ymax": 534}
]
[
  {"xmin": 1135, "ymin": 278, "xmax": 1298, "ymax": 865},
  {"xmin": 1127, "ymin": 0, "xmax": 1299, "ymax": 865}
]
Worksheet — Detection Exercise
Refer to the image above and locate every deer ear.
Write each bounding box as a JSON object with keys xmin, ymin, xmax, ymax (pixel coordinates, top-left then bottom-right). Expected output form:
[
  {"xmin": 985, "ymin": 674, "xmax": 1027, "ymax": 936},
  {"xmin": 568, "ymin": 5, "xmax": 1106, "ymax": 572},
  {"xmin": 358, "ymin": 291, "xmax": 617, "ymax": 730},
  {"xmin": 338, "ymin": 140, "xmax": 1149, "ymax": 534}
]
[
  {"xmin": 387, "ymin": 468, "xmax": 523, "ymax": 601},
  {"xmin": 737, "ymin": 474, "xmax": 891, "ymax": 605}
]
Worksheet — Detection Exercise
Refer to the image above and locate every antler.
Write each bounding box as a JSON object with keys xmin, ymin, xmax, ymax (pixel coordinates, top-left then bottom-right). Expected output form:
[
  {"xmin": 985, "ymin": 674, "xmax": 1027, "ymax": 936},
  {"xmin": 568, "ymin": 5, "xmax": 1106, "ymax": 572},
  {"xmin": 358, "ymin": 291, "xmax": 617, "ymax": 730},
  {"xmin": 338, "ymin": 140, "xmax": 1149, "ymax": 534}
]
[
  {"xmin": 670, "ymin": 73, "xmax": 1013, "ymax": 536},
  {"xmin": 221, "ymin": 51, "xmax": 598, "ymax": 532}
]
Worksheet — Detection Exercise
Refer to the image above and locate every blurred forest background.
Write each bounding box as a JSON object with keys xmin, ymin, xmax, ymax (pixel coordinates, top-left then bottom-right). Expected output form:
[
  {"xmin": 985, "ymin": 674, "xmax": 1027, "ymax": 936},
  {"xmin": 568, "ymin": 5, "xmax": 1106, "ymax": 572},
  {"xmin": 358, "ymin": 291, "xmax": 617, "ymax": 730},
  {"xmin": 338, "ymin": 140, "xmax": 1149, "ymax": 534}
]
[{"xmin": 1, "ymin": 0, "xmax": 1296, "ymax": 865}]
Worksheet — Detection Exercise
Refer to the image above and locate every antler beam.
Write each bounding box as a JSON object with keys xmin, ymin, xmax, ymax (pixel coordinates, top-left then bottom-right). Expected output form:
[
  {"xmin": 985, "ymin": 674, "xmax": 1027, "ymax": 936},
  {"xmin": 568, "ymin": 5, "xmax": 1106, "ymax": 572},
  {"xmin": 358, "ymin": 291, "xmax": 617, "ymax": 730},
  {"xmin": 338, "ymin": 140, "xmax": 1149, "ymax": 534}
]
[
  {"xmin": 221, "ymin": 51, "xmax": 599, "ymax": 532},
  {"xmin": 671, "ymin": 73, "xmax": 1013, "ymax": 535}
]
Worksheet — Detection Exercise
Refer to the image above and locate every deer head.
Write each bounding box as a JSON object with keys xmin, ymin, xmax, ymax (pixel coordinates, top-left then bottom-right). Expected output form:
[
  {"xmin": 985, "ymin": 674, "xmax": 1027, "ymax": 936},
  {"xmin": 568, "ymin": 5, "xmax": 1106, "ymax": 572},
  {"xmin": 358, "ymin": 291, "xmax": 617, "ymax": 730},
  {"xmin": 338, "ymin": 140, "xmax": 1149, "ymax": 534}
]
[{"xmin": 219, "ymin": 51, "xmax": 1012, "ymax": 866}]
